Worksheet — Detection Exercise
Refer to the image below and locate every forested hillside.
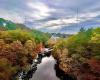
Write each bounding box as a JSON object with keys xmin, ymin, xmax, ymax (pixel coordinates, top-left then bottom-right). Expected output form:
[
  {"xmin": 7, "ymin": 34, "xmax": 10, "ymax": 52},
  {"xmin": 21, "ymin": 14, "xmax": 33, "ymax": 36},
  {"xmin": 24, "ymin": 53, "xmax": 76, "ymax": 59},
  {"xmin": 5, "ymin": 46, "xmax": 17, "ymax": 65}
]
[
  {"xmin": 0, "ymin": 18, "xmax": 50, "ymax": 80},
  {"xmin": 52, "ymin": 27, "xmax": 100, "ymax": 80},
  {"xmin": 0, "ymin": 18, "xmax": 100, "ymax": 80}
]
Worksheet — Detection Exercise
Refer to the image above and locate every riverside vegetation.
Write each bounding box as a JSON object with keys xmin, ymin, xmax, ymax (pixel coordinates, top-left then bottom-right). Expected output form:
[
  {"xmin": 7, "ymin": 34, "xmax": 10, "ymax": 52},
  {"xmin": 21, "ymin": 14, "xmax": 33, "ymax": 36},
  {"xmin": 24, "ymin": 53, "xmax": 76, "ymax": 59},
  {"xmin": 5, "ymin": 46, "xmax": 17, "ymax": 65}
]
[
  {"xmin": 0, "ymin": 18, "xmax": 50, "ymax": 80},
  {"xmin": 52, "ymin": 27, "xmax": 100, "ymax": 80},
  {"xmin": 0, "ymin": 18, "xmax": 100, "ymax": 80}
]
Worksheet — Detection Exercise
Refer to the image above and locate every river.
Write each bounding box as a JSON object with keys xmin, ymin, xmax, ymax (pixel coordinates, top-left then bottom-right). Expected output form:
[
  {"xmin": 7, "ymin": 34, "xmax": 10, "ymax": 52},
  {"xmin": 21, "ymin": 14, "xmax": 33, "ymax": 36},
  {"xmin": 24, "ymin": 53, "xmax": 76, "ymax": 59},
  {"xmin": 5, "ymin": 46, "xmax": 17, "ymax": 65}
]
[{"xmin": 30, "ymin": 55, "xmax": 60, "ymax": 80}]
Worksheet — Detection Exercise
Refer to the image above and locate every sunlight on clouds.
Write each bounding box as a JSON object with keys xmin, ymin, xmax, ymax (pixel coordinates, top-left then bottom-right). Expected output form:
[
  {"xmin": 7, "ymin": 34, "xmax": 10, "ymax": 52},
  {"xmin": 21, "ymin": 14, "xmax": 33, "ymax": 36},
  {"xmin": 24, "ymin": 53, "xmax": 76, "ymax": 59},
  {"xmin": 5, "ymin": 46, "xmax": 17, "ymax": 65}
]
[
  {"xmin": 80, "ymin": 11, "xmax": 100, "ymax": 19},
  {"xmin": 48, "ymin": 25, "xmax": 62, "ymax": 30},
  {"xmin": 27, "ymin": 1, "xmax": 55, "ymax": 20},
  {"xmin": 0, "ymin": 0, "xmax": 99, "ymax": 33},
  {"xmin": 42, "ymin": 11, "xmax": 100, "ymax": 28},
  {"xmin": 43, "ymin": 18, "xmax": 79, "ymax": 27}
]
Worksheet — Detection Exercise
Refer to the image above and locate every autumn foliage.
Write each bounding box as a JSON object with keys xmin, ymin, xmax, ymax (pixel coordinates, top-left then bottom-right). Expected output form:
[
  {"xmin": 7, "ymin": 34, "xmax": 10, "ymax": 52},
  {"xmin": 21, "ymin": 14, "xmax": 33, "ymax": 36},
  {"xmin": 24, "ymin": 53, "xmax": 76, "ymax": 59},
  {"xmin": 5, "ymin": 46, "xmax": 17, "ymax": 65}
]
[
  {"xmin": 0, "ymin": 30, "xmax": 38, "ymax": 80},
  {"xmin": 52, "ymin": 27, "xmax": 100, "ymax": 80}
]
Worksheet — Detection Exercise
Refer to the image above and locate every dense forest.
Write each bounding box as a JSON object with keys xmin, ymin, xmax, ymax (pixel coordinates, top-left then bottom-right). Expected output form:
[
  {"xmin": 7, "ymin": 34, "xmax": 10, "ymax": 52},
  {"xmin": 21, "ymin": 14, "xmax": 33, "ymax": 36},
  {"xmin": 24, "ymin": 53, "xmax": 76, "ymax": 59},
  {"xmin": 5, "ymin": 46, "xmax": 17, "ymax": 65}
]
[
  {"xmin": 0, "ymin": 18, "xmax": 100, "ymax": 80},
  {"xmin": 52, "ymin": 27, "xmax": 100, "ymax": 80},
  {"xmin": 0, "ymin": 18, "xmax": 51, "ymax": 80}
]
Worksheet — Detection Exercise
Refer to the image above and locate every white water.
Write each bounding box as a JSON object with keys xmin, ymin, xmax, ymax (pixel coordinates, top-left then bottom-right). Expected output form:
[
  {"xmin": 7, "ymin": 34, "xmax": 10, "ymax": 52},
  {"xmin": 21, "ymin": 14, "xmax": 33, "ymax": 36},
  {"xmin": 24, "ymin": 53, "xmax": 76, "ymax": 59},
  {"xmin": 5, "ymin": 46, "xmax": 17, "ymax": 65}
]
[{"xmin": 30, "ymin": 56, "xmax": 60, "ymax": 80}]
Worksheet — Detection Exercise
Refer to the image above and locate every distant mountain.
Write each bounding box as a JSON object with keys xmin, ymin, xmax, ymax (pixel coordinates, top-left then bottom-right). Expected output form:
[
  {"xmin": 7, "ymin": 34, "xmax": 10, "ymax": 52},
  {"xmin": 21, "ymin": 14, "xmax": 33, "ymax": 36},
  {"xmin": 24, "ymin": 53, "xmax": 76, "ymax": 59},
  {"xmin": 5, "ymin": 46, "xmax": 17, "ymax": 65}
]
[
  {"xmin": 15, "ymin": 23, "xmax": 31, "ymax": 31},
  {"xmin": 0, "ymin": 18, "xmax": 16, "ymax": 30},
  {"xmin": 51, "ymin": 33, "xmax": 73, "ymax": 38},
  {"xmin": 0, "ymin": 18, "xmax": 30, "ymax": 31},
  {"xmin": 0, "ymin": 18, "xmax": 51, "ymax": 44}
]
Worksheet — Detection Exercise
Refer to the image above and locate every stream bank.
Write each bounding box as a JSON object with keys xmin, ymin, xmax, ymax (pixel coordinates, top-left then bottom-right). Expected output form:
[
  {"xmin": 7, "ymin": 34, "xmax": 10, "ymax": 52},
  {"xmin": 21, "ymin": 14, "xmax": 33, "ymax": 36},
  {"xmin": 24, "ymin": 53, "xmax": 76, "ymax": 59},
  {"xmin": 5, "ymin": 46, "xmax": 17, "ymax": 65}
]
[{"xmin": 18, "ymin": 49, "xmax": 77, "ymax": 80}]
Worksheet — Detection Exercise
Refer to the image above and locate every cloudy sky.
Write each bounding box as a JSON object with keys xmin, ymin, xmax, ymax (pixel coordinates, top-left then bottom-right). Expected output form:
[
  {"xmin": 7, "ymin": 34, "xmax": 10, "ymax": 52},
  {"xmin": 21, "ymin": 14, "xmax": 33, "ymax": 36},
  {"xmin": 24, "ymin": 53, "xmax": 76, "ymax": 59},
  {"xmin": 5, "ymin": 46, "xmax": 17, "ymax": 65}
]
[{"xmin": 0, "ymin": 0, "xmax": 100, "ymax": 34}]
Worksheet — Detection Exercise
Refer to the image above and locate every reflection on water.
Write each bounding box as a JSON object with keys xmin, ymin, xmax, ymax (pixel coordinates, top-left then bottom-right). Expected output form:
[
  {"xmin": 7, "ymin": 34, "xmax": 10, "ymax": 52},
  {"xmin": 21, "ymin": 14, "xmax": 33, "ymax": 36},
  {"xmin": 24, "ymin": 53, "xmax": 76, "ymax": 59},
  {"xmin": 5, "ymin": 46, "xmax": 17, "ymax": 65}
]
[{"xmin": 30, "ymin": 56, "xmax": 60, "ymax": 80}]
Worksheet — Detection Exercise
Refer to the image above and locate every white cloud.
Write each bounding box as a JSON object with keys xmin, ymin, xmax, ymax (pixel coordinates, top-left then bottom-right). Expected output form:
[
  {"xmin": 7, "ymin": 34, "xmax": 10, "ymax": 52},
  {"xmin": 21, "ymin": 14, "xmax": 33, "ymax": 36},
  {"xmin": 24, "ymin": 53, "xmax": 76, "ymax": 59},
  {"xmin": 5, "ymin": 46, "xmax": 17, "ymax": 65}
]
[
  {"xmin": 48, "ymin": 25, "xmax": 61, "ymax": 30},
  {"xmin": 0, "ymin": 0, "xmax": 100, "ymax": 33},
  {"xmin": 42, "ymin": 17, "xmax": 79, "ymax": 28},
  {"xmin": 0, "ymin": 9, "xmax": 25, "ymax": 23},
  {"xmin": 27, "ymin": 1, "xmax": 55, "ymax": 20},
  {"xmin": 79, "ymin": 11, "xmax": 100, "ymax": 19},
  {"xmin": 0, "ymin": 1, "xmax": 56, "ymax": 23},
  {"xmin": 41, "ymin": 11, "xmax": 100, "ymax": 29}
]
